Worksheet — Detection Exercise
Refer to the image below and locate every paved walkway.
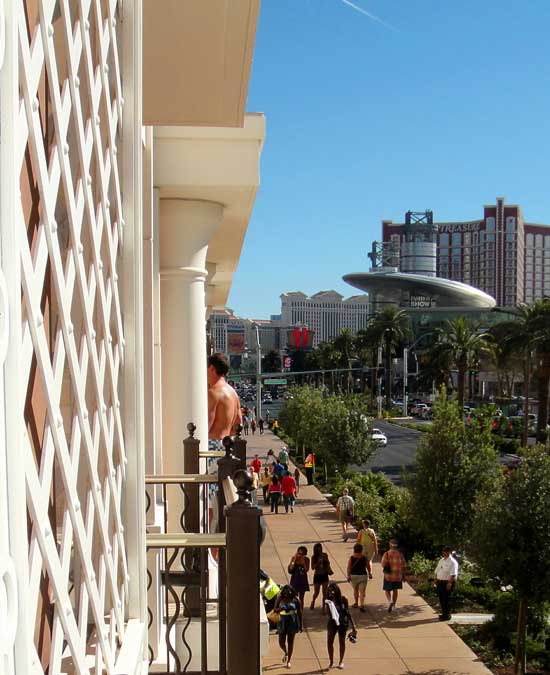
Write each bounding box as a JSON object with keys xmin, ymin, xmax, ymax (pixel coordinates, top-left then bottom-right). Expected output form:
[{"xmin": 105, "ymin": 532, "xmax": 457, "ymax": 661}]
[{"xmin": 245, "ymin": 430, "xmax": 492, "ymax": 675}]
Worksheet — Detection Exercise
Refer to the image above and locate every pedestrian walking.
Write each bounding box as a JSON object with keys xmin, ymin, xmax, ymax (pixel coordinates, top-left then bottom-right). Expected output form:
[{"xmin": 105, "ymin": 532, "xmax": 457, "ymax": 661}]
[
  {"xmin": 266, "ymin": 409, "xmax": 271, "ymax": 424},
  {"xmin": 310, "ymin": 543, "xmax": 333, "ymax": 611},
  {"xmin": 288, "ymin": 546, "xmax": 310, "ymax": 608},
  {"xmin": 435, "ymin": 545, "xmax": 459, "ymax": 621},
  {"xmin": 293, "ymin": 468, "xmax": 301, "ymax": 498},
  {"xmin": 281, "ymin": 470, "xmax": 297, "ymax": 513},
  {"xmin": 251, "ymin": 453, "xmax": 262, "ymax": 475},
  {"xmin": 347, "ymin": 543, "xmax": 372, "ymax": 612},
  {"xmin": 258, "ymin": 416, "xmax": 265, "ymax": 434},
  {"xmin": 274, "ymin": 585, "xmax": 302, "ymax": 669},
  {"xmin": 336, "ymin": 488, "xmax": 355, "ymax": 540},
  {"xmin": 380, "ymin": 538, "xmax": 407, "ymax": 612},
  {"xmin": 273, "ymin": 458, "xmax": 285, "ymax": 479},
  {"xmin": 261, "ymin": 466, "xmax": 271, "ymax": 504},
  {"xmin": 325, "ymin": 582, "xmax": 357, "ymax": 670},
  {"xmin": 269, "ymin": 475, "xmax": 282, "ymax": 514},
  {"xmin": 243, "ymin": 415, "xmax": 249, "ymax": 436},
  {"xmin": 304, "ymin": 452, "xmax": 315, "ymax": 485},
  {"xmin": 250, "ymin": 419, "xmax": 257, "ymax": 435},
  {"xmin": 273, "ymin": 418, "xmax": 279, "ymax": 434},
  {"xmin": 249, "ymin": 464, "xmax": 259, "ymax": 505},
  {"xmin": 357, "ymin": 519, "xmax": 378, "ymax": 562},
  {"xmin": 278, "ymin": 445, "xmax": 289, "ymax": 467}
]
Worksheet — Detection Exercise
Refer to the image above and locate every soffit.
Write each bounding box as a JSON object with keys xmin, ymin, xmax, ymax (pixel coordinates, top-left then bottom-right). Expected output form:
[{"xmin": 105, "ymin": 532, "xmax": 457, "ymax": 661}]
[{"xmin": 143, "ymin": 0, "xmax": 260, "ymax": 126}]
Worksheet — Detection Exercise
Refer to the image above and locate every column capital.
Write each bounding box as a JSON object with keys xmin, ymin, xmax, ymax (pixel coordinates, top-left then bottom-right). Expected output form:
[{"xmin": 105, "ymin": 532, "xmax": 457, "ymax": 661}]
[
  {"xmin": 160, "ymin": 266, "xmax": 208, "ymax": 281},
  {"xmin": 159, "ymin": 199, "xmax": 224, "ymax": 272}
]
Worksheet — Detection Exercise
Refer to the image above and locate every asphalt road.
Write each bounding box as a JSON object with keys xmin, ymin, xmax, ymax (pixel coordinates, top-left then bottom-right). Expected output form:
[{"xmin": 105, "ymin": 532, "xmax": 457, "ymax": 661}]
[{"xmin": 362, "ymin": 419, "xmax": 422, "ymax": 484}]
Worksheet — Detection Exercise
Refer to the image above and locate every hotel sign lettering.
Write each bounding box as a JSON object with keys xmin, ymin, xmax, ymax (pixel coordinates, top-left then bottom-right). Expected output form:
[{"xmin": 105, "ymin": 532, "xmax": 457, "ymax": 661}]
[
  {"xmin": 438, "ymin": 222, "xmax": 481, "ymax": 234},
  {"xmin": 409, "ymin": 294, "xmax": 435, "ymax": 309}
]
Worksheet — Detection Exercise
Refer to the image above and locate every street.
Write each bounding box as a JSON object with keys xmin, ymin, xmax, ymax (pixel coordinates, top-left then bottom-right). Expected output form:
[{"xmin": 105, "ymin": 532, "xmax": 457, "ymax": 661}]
[{"xmin": 362, "ymin": 419, "xmax": 422, "ymax": 484}]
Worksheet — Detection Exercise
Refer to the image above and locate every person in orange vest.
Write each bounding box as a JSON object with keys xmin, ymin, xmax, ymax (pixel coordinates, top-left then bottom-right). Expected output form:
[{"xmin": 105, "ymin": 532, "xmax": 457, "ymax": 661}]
[{"xmin": 304, "ymin": 452, "xmax": 315, "ymax": 485}]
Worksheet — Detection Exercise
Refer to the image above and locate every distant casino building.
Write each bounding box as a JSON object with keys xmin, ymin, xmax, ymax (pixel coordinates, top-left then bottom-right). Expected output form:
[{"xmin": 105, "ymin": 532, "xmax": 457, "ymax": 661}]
[
  {"xmin": 382, "ymin": 198, "xmax": 550, "ymax": 307},
  {"xmin": 280, "ymin": 290, "xmax": 369, "ymax": 346}
]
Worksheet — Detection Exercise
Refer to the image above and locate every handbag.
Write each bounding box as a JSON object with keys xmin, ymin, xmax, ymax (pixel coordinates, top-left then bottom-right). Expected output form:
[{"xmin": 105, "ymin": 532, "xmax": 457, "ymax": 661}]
[
  {"xmin": 383, "ymin": 564, "xmax": 391, "ymax": 574},
  {"xmin": 266, "ymin": 609, "xmax": 280, "ymax": 624}
]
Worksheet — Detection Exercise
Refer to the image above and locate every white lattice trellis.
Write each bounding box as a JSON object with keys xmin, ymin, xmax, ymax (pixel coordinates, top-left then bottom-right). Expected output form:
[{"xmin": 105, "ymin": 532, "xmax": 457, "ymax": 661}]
[{"xmin": 15, "ymin": 0, "xmax": 130, "ymax": 671}]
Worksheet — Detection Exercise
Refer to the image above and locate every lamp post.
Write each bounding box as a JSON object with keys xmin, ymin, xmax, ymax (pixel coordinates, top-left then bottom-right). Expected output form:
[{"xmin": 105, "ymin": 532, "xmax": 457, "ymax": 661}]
[
  {"xmin": 253, "ymin": 324, "xmax": 262, "ymax": 422},
  {"xmin": 402, "ymin": 333, "xmax": 429, "ymax": 417}
]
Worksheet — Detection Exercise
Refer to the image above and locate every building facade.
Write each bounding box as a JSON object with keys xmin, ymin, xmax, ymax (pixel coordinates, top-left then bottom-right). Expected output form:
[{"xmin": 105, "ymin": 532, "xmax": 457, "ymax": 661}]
[
  {"xmin": 280, "ymin": 291, "xmax": 369, "ymax": 346},
  {"xmin": 382, "ymin": 197, "xmax": 550, "ymax": 307},
  {"xmin": 0, "ymin": 1, "xmax": 264, "ymax": 673}
]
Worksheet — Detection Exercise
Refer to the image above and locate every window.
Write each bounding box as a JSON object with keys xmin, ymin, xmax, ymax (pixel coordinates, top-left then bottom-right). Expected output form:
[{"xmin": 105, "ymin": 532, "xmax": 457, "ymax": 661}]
[
  {"xmin": 506, "ymin": 217, "xmax": 516, "ymax": 232},
  {"xmin": 486, "ymin": 217, "xmax": 496, "ymax": 231},
  {"xmin": 440, "ymin": 233, "xmax": 449, "ymax": 247},
  {"xmin": 527, "ymin": 233, "xmax": 534, "ymax": 247}
]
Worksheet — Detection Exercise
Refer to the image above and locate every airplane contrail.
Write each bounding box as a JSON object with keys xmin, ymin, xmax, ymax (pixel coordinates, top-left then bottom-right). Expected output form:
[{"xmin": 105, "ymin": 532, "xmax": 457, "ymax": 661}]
[{"xmin": 339, "ymin": 0, "xmax": 395, "ymax": 29}]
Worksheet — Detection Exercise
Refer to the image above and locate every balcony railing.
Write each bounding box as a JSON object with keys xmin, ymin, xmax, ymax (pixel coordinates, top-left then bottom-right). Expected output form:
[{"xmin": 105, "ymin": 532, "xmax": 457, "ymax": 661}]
[
  {"xmin": 145, "ymin": 431, "xmax": 262, "ymax": 675},
  {"xmin": 146, "ymin": 533, "xmax": 226, "ymax": 675}
]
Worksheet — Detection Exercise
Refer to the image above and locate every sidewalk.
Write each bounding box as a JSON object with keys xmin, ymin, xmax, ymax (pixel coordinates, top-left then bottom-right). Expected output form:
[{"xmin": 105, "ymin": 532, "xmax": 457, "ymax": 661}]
[{"xmin": 246, "ymin": 429, "xmax": 492, "ymax": 675}]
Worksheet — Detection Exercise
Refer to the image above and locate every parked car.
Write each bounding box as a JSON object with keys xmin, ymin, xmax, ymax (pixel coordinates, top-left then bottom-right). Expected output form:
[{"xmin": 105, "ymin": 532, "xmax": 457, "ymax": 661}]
[{"xmin": 369, "ymin": 428, "xmax": 388, "ymax": 447}]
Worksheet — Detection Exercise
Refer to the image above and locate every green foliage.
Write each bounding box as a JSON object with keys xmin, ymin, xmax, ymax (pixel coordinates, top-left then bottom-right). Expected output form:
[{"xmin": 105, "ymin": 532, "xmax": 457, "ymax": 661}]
[
  {"xmin": 408, "ymin": 552, "xmax": 434, "ymax": 576},
  {"xmin": 407, "ymin": 388, "xmax": 500, "ymax": 548},
  {"xmin": 471, "ymin": 445, "xmax": 550, "ymax": 601},
  {"xmin": 278, "ymin": 386, "xmax": 377, "ymax": 473}
]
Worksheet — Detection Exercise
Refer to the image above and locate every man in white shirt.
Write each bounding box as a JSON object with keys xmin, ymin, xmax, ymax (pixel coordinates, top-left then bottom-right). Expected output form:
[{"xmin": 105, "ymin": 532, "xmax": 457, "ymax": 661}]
[{"xmin": 434, "ymin": 545, "xmax": 459, "ymax": 621}]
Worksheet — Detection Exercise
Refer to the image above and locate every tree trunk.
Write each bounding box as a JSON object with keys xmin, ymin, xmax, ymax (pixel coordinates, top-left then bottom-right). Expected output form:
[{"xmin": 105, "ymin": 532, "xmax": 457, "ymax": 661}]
[
  {"xmin": 385, "ymin": 335, "xmax": 392, "ymax": 411},
  {"xmin": 522, "ymin": 354, "xmax": 531, "ymax": 448},
  {"xmin": 536, "ymin": 349, "xmax": 550, "ymax": 443},
  {"xmin": 457, "ymin": 364, "xmax": 466, "ymax": 411},
  {"xmin": 514, "ymin": 596, "xmax": 528, "ymax": 675}
]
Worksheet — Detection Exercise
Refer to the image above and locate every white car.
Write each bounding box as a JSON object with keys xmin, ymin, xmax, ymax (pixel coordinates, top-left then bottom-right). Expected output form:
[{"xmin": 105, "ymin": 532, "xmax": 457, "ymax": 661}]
[{"xmin": 370, "ymin": 428, "xmax": 387, "ymax": 447}]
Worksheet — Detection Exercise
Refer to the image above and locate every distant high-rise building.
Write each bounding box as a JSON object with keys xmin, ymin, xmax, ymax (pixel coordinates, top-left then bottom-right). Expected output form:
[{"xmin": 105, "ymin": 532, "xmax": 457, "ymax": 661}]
[
  {"xmin": 280, "ymin": 291, "xmax": 369, "ymax": 346},
  {"xmin": 382, "ymin": 197, "xmax": 550, "ymax": 307}
]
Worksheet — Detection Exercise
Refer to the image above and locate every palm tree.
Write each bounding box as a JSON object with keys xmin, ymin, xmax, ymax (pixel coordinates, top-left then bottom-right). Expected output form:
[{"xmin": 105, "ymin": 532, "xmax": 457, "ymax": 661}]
[
  {"xmin": 355, "ymin": 325, "xmax": 381, "ymax": 405},
  {"xmin": 368, "ymin": 307, "xmax": 410, "ymax": 411},
  {"xmin": 495, "ymin": 304, "xmax": 542, "ymax": 446},
  {"xmin": 435, "ymin": 317, "xmax": 491, "ymax": 412}
]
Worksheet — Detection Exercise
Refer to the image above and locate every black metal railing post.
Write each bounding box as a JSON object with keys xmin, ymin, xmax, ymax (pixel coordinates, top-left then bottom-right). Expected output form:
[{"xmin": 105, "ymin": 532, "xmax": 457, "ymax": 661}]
[
  {"xmin": 232, "ymin": 425, "xmax": 247, "ymax": 469},
  {"xmin": 217, "ymin": 436, "xmax": 241, "ymax": 533},
  {"xmin": 183, "ymin": 422, "xmax": 200, "ymax": 533},
  {"xmin": 183, "ymin": 422, "xmax": 201, "ymax": 617},
  {"xmin": 225, "ymin": 470, "xmax": 261, "ymax": 675}
]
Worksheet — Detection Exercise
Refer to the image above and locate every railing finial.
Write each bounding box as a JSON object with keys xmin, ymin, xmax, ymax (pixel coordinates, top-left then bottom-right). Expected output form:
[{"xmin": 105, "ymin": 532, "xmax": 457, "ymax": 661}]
[
  {"xmin": 235, "ymin": 424, "xmax": 243, "ymax": 438},
  {"xmin": 232, "ymin": 469, "xmax": 253, "ymax": 505},
  {"xmin": 187, "ymin": 422, "xmax": 196, "ymax": 437}
]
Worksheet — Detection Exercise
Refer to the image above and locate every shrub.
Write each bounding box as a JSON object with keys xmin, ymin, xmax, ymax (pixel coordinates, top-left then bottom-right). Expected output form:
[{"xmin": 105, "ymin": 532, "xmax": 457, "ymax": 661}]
[{"xmin": 408, "ymin": 552, "xmax": 434, "ymax": 576}]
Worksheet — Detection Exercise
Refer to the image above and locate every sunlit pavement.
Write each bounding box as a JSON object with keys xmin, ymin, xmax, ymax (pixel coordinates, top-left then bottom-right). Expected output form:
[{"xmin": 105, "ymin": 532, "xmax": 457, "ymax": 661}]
[{"xmin": 247, "ymin": 430, "xmax": 492, "ymax": 675}]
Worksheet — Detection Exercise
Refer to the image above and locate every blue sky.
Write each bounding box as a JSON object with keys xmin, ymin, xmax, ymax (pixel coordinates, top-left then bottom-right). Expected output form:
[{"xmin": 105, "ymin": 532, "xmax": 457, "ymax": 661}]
[{"xmin": 228, "ymin": 0, "xmax": 550, "ymax": 319}]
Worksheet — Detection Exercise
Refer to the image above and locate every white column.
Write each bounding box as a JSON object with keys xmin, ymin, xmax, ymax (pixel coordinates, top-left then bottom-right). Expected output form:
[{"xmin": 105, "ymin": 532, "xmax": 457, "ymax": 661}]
[{"xmin": 160, "ymin": 199, "xmax": 223, "ymax": 476}]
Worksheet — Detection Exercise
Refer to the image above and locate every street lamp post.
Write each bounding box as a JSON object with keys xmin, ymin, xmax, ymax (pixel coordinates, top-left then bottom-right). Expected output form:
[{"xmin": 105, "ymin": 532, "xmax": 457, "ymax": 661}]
[{"xmin": 254, "ymin": 324, "xmax": 262, "ymax": 422}]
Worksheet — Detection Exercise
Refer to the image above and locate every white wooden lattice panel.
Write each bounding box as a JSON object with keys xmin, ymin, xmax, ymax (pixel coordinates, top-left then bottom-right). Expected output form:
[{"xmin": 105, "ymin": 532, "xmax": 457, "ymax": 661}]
[{"xmin": 16, "ymin": 0, "xmax": 129, "ymax": 672}]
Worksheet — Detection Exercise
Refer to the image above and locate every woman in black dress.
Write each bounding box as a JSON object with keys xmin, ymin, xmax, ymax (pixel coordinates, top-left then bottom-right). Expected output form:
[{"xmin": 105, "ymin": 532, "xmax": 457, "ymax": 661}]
[
  {"xmin": 288, "ymin": 546, "xmax": 310, "ymax": 609},
  {"xmin": 274, "ymin": 585, "xmax": 302, "ymax": 669},
  {"xmin": 325, "ymin": 582, "xmax": 357, "ymax": 670},
  {"xmin": 310, "ymin": 542, "xmax": 332, "ymax": 612}
]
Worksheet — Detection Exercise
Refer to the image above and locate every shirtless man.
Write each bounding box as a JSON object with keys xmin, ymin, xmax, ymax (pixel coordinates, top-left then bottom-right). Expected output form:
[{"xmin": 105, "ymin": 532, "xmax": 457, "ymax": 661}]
[{"xmin": 207, "ymin": 353, "xmax": 242, "ymax": 439}]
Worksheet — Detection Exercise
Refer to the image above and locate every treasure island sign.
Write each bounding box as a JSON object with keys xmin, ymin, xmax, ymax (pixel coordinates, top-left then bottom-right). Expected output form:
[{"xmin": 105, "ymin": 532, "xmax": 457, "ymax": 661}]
[{"xmin": 437, "ymin": 222, "xmax": 482, "ymax": 234}]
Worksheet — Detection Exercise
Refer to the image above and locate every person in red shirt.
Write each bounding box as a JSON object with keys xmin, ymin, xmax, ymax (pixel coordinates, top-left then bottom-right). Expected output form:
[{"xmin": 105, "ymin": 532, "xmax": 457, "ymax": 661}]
[
  {"xmin": 281, "ymin": 470, "xmax": 297, "ymax": 514},
  {"xmin": 251, "ymin": 454, "xmax": 262, "ymax": 475}
]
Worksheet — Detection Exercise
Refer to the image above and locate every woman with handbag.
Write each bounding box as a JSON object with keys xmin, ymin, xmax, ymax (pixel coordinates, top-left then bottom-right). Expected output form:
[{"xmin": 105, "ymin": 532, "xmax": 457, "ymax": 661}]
[
  {"xmin": 336, "ymin": 488, "xmax": 355, "ymax": 540},
  {"xmin": 347, "ymin": 543, "xmax": 373, "ymax": 612},
  {"xmin": 273, "ymin": 585, "xmax": 303, "ymax": 669},
  {"xmin": 324, "ymin": 582, "xmax": 357, "ymax": 670},
  {"xmin": 288, "ymin": 546, "xmax": 310, "ymax": 608},
  {"xmin": 309, "ymin": 543, "xmax": 333, "ymax": 612}
]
